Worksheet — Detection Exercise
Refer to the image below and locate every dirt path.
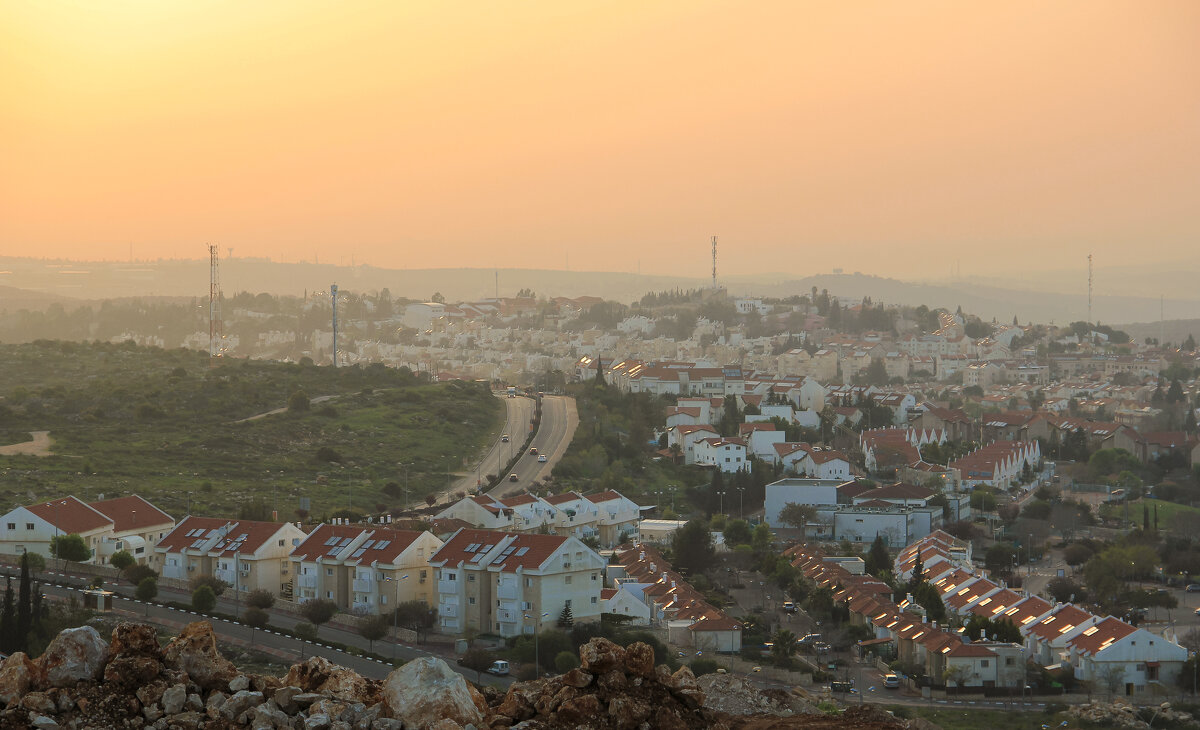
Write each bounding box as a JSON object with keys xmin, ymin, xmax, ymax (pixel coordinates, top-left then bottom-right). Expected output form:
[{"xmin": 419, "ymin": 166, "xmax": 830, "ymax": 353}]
[
  {"xmin": 231, "ymin": 395, "xmax": 338, "ymax": 424},
  {"xmin": 0, "ymin": 430, "xmax": 52, "ymax": 456}
]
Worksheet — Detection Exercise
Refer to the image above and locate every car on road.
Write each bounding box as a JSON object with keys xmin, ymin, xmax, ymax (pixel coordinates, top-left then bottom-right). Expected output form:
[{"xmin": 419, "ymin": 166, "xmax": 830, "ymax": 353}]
[
  {"xmin": 1187, "ymin": 584, "xmax": 1200, "ymax": 593},
  {"xmin": 782, "ymin": 601, "xmax": 797, "ymax": 613},
  {"xmin": 883, "ymin": 674, "xmax": 900, "ymax": 689},
  {"xmin": 487, "ymin": 660, "xmax": 510, "ymax": 676},
  {"xmin": 1194, "ymin": 607, "xmax": 1200, "ymax": 617},
  {"xmin": 501, "ymin": 434, "xmax": 510, "ymax": 442},
  {"xmin": 830, "ymin": 681, "xmax": 854, "ymax": 692},
  {"xmin": 529, "ymin": 447, "xmax": 538, "ymax": 455},
  {"xmin": 537, "ymin": 454, "xmax": 548, "ymax": 463},
  {"xmin": 508, "ymin": 474, "xmax": 519, "ymax": 482}
]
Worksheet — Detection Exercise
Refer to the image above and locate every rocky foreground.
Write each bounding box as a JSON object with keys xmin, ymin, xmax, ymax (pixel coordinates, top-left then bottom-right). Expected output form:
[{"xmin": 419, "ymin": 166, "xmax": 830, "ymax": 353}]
[{"xmin": 0, "ymin": 620, "xmax": 915, "ymax": 730}]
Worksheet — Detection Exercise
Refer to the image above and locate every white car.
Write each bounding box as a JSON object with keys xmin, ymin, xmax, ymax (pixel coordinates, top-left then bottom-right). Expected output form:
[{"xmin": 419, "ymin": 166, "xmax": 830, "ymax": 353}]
[
  {"xmin": 883, "ymin": 673, "xmax": 900, "ymax": 688},
  {"xmin": 537, "ymin": 454, "xmax": 548, "ymax": 463}
]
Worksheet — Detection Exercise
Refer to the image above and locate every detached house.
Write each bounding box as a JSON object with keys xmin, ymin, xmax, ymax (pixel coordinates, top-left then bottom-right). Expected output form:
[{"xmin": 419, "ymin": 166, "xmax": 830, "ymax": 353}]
[
  {"xmin": 289, "ymin": 522, "xmax": 443, "ymax": 611},
  {"xmin": 157, "ymin": 517, "xmax": 309, "ymax": 598},
  {"xmin": 0, "ymin": 494, "xmax": 174, "ymax": 567},
  {"xmin": 430, "ymin": 529, "xmax": 605, "ymax": 637},
  {"xmin": 1065, "ymin": 616, "xmax": 1186, "ymax": 694}
]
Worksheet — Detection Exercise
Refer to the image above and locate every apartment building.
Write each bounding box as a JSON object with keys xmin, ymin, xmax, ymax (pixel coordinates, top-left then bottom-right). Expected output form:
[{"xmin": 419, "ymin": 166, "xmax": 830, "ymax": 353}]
[
  {"xmin": 157, "ymin": 517, "xmax": 308, "ymax": 597},
  {"xmin": 290, "ymin": 522, "xmax": 442, "ymax": 610},
  {"xmin": 0, "ymin": 494, "xmax": 174, "ymax": 566},
  {"xmin": 429, "ymin": 529, "xmax": 605, "ymax": 637}
]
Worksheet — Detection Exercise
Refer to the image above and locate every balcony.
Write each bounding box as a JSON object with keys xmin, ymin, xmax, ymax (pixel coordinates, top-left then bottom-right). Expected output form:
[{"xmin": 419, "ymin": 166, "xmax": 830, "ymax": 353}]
[
  {"xmin": 498, "ymin": 609, "xmax": 517, "ymax": 623},
  {"xmin": 297, "ymin": 574, "xmax": 317, "ymax": 589},
  {"xmin": 498, "ymin": 584, "xmax": 519, "ymax": 600},
  {"xmin": 352, "ymin": 578, "xmax": 372, "ymax": 593},
  {"xmin": 437, "ymin": 580, "xmax": 458, "ymax": 594},
  {"xmin": 352, "ymin": 602, "xmax": 372, "ymax": 614}
]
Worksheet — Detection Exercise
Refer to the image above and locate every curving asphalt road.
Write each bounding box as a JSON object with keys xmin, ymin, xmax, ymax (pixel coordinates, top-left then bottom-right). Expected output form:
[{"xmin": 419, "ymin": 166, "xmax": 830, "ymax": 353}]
[
  {"xmin": 488, "ymin": 395, "xmax": 577, "ymax": 498},
  {"xmin": 446, "ymin": 394, "xmax": 534, "ymax": 496}
]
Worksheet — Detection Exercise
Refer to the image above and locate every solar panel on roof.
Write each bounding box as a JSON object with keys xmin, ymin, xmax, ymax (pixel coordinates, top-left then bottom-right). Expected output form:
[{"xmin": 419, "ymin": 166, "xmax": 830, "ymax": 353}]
[
  {"xmin": 351, "ymin": 548, "xmax": 367, "ymax": 558},
  {"xmin": 324, "ymin": 537, "xmax": 339, "ymax": 546},
  {"xmin": 470, "ymin": 553, "xmax": 488, "ymax": 563},
  {"xmin": 464, "ymin": 543, "xmax": 478, "ymax": 553},
  {"xmin": 502, "ymin": 546, "xmax": 516, "ymax": 555},
  {"xmin": 361, "ymin": 540, "xmax": 375, "ymax": 549},
  {"xmin": 338, "ymin": 538, "xmax": 351, "ymax": 547},
  {"xmin": 238, "ymin": 534, "xmax": 248, "ymax": 540},
  {"xmin": 516, "ymin": 547, "xmax": 529, "ymax": 556},
  {"xmin": 481, "ymin": 544, "xmax": 493, "ymax": 553},
  {"xmin": 375, "ymin": 540, "xmax": 391, "ymax": 550},
  {"xmin": 327, "ymin": 547, "xmax": 340, "ymax": 555},
  {"xmin": 216, "ymin": 541, "xmax": 227, "ymax": 550}
]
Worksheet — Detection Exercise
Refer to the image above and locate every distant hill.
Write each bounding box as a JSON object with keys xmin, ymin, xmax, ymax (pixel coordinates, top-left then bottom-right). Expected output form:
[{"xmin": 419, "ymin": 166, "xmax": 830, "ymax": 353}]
[
  {"xmin": 3, "ymin": 256, "xmax": 1197, "ymax": 326},
  {"xmin": 0, "ymin": 284, "xmax": 79, "ymax": 311},
  {"xmin": 1112, "ymin": 319, "xmax": 1200, "ymax": 347}
]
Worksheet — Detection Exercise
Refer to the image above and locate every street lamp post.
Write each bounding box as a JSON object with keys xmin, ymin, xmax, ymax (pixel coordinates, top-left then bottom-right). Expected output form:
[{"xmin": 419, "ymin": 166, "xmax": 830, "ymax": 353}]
[
  {"xmin": 523, "ymin": 609, "xmax": 551, "ymax": 676},
  {"xmin": 718, "ymin": 491, "xmax": 725, "ymax": 516},
  {"xmin": 380, "ymin": 574, "xmax": 410, "ymax": 660},
  {"xmin": 737, "ymin": 487, "xmax": 745, "ymax": 519}
]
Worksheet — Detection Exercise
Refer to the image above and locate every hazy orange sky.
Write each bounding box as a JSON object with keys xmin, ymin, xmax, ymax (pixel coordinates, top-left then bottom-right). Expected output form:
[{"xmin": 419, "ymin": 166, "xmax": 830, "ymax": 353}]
[{"xmin": 2, "ymin": 1, "xmax": 1198, "ymax": 281}]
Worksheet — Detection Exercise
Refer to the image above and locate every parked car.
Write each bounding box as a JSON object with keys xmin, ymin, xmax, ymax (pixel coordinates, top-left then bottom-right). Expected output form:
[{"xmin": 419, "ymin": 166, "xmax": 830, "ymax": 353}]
[
  {"xmin": 487, "ymin": 660, "xmax": 510, "ymax": 676},
  {"xmin": 830, "ymin": 681, "xmax": 854, "ymax": 692},
  {"xmin": 883, "ymin": 674, "xmax": 900, "ymax": 689},
  {"xmin": 1187, "ymin": 584, "xmax": 1200, "ymax": 593},
  {"xmin": 782, "ymin": 601, "xmax": 797, "ymax": 613}
]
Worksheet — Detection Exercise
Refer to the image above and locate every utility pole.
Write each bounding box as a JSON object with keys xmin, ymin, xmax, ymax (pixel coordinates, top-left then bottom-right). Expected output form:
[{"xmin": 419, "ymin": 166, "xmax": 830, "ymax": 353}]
[
  {"xmin": 209, "ymin": 244, "xmax": 222, "ymax": 364},
  {"xmin": 331, "ymin": 284, "xmax": 339, "ymax": 368}
]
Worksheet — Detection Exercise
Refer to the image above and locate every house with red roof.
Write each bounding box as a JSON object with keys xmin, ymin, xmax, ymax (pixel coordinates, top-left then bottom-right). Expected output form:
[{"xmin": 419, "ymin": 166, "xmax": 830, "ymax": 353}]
[
  {"xmin": 429, "ymin": 528, "xmax": 605, "ymax": 637},
  {"xmin": 584, "ymin": 491, "xmax": 641, "ymax": 547},
  {"xmin": 1065, "ymin": 615, "xmax": 1186, "ymax": 693},
  {"xmin": 289, "ymin": 521, "xmax": 443, "ymax": 612},
  {"xmin": 1, "ymin": 494, "xmax": 174, "ymax": 567},
  {"xmin": 599, "ymin": 584, "xmax": 652, "ymax": 625},
  {"xmin": 434, "ymin": 493, "xmax": 558, "ymax": 534},
  {"xmin": 156, "ymin": 516, "xmax": 308, "ymax": 598}
]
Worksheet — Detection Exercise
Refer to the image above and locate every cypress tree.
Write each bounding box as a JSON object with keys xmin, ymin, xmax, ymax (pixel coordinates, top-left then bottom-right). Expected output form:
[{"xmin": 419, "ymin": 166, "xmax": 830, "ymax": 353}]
[
  {"xmin": 31, "ymin": 581, "xmax": 45, "ymax": 642},
  {"xmin": 0, "ymin": 577, "xmax": 15, "ymax": 655},
  {"xmin": 17, "ymin": 553, "xmax": 32, "ymax": 652}
]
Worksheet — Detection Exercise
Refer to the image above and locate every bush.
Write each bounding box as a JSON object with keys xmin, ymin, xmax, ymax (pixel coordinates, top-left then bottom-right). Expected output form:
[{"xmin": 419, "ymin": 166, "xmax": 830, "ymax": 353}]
[
  {"xmin": 124, "ymin": 564, "xmax": 157, "ymax": 586},
  {"xmin": 245, "ymin": 589, "xmax": 275, "ymax": 610},
  {"xmin": 192, "ymin": 585, "xmax": 216, "ymax": 612},
  {"xmin": 690, "ymin": 658, "xmax": 719, "ymax": 677},
  {"xmin": 294, "ymin": 622, "xmax": 318, "ymax": 642},
  {"xmin": 554, "ymin": 651, "xmax": 580, "ymax": 673},
  {"xmin": 316, "ymin": 446, "xmax": 343, "ymax": 463},
  {"xmin": 108, "ymin": 550, "xmax": 135, "ymax": 571},
  {"xmin": 190, "ymin": 575, "xmax": 228, "ymax": 597}
]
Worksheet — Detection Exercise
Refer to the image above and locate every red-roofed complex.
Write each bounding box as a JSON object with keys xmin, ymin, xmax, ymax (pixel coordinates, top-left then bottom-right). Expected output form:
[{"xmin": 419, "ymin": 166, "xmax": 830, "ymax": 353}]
[
  {"xmin": 1, "ymin": 494, "xmax": 174, "ymax": 568},
  {"xmin": 289, "ymin": 522, "xmax": 443, "ymax": 612},
  {"xmin": 157, "ymin": 516, "xmax": 309, "ymax": 599},
  {"xmin": 429, "ymin": 528, "xmax": 605, "ymax": 637}
]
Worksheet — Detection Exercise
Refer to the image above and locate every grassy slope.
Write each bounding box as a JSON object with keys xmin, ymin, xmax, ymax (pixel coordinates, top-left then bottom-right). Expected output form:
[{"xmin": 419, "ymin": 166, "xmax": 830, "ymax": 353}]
[{"xmin": 0, "ymin": 341, "xmax": 503, "ymax": 519}]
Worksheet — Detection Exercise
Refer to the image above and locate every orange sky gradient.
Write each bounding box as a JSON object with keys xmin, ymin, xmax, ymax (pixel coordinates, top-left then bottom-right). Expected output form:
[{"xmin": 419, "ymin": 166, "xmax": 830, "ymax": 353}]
[{"xmin": 2, "ymin": 1, "xmax": 1198, "ymax": 281}]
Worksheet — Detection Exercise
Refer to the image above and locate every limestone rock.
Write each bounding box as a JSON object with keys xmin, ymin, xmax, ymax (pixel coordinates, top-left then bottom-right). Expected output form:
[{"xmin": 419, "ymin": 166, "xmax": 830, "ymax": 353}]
[
  {"xmin": 109, "ymin": 623, "xmax": 161, "ymax": 659},
  {"xmin": 579, "ymin": 637, "xmax": 626, "ymax": 675},
  {"xmin": 562, "ymin": 668, "xmax": 593, "ymax": 688},
  {"xmin": 0, "ymin": 652, "xmax": 44, "ymax": 707},
  {"xmin": 381, "ymin": 657, "xmax": 484, "ymax": 730},
  {"xmin": 161, "ymin": 621, "xmax": 238, "ymax": 691},
  {"xmin": 305, "ymin": 714, "xmax": 332, "ymax": 730},
  {"xmin": 161, "ymin": 684, "xmax": 186, "ymax": 715},
  {"xmin": 220, "ymin": 690, "xmax": 264, "ymax": 721},
  {"xmin": 624, "ymin": 642, "xmax": 655, "ymax": 678},
  {"xmin": 273, "ymin": 685, "xmax": 302, "ymax": 715},
  {"xmin": 39, "ymin": 625, "xmax": 111, "ymax": 688},
  {"xmin": 104, "ymin": 655, "xmax": 163, "ymax": 687},
  {"xmin": 21, "ymin": 691, "xmax": 57, "ymax": 714},
  {"xmin": 229, "ymin": 674, "xmax": 250, "ymax": 692},
  {"xmin": 284, "ymin": 656, "xmax": 378, "ymax": 704}
]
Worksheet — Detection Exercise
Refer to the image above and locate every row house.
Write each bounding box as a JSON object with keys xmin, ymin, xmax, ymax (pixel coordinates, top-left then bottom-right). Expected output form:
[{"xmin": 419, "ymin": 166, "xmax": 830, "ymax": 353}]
[
  {"xmin": 909, "ymin": 405, "xmax": 972, "ymax": 442},
  {"xmin": 434, "ymin": 490, "xmax": 641, "ymax": 548},
  {"xmin": 157, "ymin": 516, "xmax": 308, "ymax": 597},
  {"xmin": 949, "ymin": 440, "xmax": 1041, "ymax": 490},
  {"xmin": 0, "ymin": 495, "xmax": 175, "ymax": 567},
  {"xmin": 430, "ymin": 529, "xmax": 605, "ymax": 637},
  {"xmin": 289, "ymin": 523, "xmax": 442, "ymax": 611}
]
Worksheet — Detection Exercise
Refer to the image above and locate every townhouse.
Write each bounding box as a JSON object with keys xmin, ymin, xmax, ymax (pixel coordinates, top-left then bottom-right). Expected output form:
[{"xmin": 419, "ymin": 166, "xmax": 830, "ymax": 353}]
[
  {"xmin": 692, "ymin": 437, "xmax": 750, "ymax": 473},
  {"xmin": 429, "ymin": 529, "xmax": 605, "ymax": 637},
  {"xmin": 157, "ymin": 517, "xmax": 309, "ymax": 598},
  {"xmin": 0, "ymin": 494, "xmax": 174, "ymax": 566},
  {"xmin": 289, "ymin": 522, "xmax": 443, "ymax": 611}
]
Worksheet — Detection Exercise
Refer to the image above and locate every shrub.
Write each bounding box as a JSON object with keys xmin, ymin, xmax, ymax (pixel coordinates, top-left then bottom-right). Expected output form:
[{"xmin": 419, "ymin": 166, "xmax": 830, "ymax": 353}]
[
  {"xmin": 690, "ymin": 658, "xmax": 719, "ymax": 677},
  {"xmin": 108, "ymin": 551, "xmax": 135, "ymax": 571},
  {"xmin": 192, "ymin": 585, "xmax": 216, "ymax": 612},
  {"xmin": 294, "ymin": 622, "xmax": 318, "ymax": 642},
  {"xmin": 316, "ymin": 446, "xmax": 343, "ymax": 463},
  {"xmin": 190, "ymin": 575, "xmax": 228, "ymax": 597},
  {"xmin": 554, "ymin": 651, "xmax": 580, "ymax": 673}
]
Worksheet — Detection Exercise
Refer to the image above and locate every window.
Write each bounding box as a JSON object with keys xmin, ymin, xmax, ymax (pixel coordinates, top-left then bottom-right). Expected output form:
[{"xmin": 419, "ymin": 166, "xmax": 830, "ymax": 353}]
[
  {"xmin": 468, "ymin": 597, "xmax": 476, "ymax": 605},
  {"xmin": 380, "ymin": 595, "xmax": 388, "ymax": 605},
  {"xmin": 592, "ymin": 573, "xmax": 598, "ymax": 581},
  {"xmin": 525, "ymin": 578, "xmax": 532, "ymax": 587},
  {"xmin": 468, "ymin": 575, "xmax": 475, "ymax": 582},
  {"xmin": 278, "ymin": 539, "xmax": 285, "ymax": 547},
  {"xmin": 5, "ymin": 523, "xmax": 13, "ymax": 530},
  {"xmin": 980, "ymin": 660, "xmax": 989, "ymax": 667},
  {"xmin": 1148, "ymin": 665, "xmax": 1159, "ymax": 680},
  {"xmin": 134, "ymin": 547, "xmax": 145, "ymax": 555},
  {"xmin": 326, "ymin": 591, "xmax": 333, "ymax": 599},
  {"xmin": 25, "ymin": 523, "xmax": 34, "ymax": 530},
  {"xmin": 1006, "ymin": 658, "xmax": 1014, "ymax": 666},
  {"xmin": 565, "ymin": 599, "xmax": 572, "ymax": 608},
  {"xmin": 448, "ymin": 573, "xmax": 456, "ymax": 581},
  {"xmin": 326, "ymin": 568, "xmax": 333, "ymax": 576},
  {"xmin": 565, "ymin": 576, "xmax": 572, "ymax": 584},
  {"xmin": 591, "ymin": 596, "xmax": 598, "ymax": 604}
]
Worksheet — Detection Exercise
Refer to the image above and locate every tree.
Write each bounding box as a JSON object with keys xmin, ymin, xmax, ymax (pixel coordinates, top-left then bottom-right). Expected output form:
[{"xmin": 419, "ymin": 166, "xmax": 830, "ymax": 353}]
[
  {"xmin": 864, "ymin": 535, "xmax": 890, "ymax": 576},
  {"xmin": 778, "ymin": 503, "xmax": 818, "ymax": 543},
  {"xmin": 1046, "ymin": 577, "xmax": 1086, "ymax": 604},
  {"xmin": 771, "ymin": 629, "xmax": 797, "ymax": 662},
  {"xmin": 393, "ymin": 600, "xmax": 437, "ymax": 643},
  {"xmin": 911, "ymin": 582, "xmax": 946, "ymax": 622},
  {"xmin": 430, "ymin": 292, "xmax": 445, "ymax": 304},
  {"xmin": 108, "ymin": 550, "xmax": 135, "ymax": 571},
  {"xmin": 246, "ymin": 589, "xmax": 276, "ymax": 611},
  {"xmin": 722, "ymin": 519, "xmax": 752, "ymax": 546},
  {"xmin": 1096, "ymin": 664, "xmax": 1125, "ymax": 697},
  {"xmin": 17, "ymin": 553, "xmax": 32, "ymax": 647},
  {"xmin": 244, "ymin": 607, "xmax": 269, "ymax": 645},
  {"xmin": 0, "ymin": 577, "xmax": 15, "ymax": 654},
  {"xmin": 458, "ymin": 647, "xmax": 495, "ymax": 683},
  {"xmin": 190, "ymin": 575, "xmax": 228, "ymax": 597},
  {"xmin": 50, "ymin": 534, "xmax": 92, "ymax": 563},
  {"xmin": 191, "ymin": 585, "xmax": 217, "ymax": 613},
  {"xmin": 136, "ymin": 577, "xmax": 158, "ymax": 616},
  {"xmin": 300, "ymin": 598, "xmax": 339, "ymax": 637},
  {"xmin": 294, "ymin": 621, "xmax": 318, "ymax": 656},
  {"xmin": 20, "ymin": 552, "xmax": 45, "ymax": 572},
  {"xmin": 358, "ymin": 614, "xmax": 390, "ymax": 652},
  {"xmin": 944, "ymin": 665, "xmax": 971, "ymax": 691},
  {"xmin": 124, "ymin": 564, "xmax": 157, "ymax": 586},
  {"xmin": 288, "ymin": 389, "xmax": 311, "ymax": 412},
  {"xmin": 671, "ymin": 520, "xmax": 715, "ymax": 576},
  {"xmin": 557, "ymin": 603, "xmax": 575, "ymax": 629},
  {"xmin": 1063, "ymin": 543, "xmax": 1094, "ymax": 567}
]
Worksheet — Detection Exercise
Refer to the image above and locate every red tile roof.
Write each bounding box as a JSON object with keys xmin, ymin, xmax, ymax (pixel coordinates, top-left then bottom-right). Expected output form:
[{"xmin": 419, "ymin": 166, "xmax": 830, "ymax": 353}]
[
  {"xmin": 1026, "ymin": 604, "xmax": 1095, "ymax": 642},
  {"xmin": 26, "ymin": 497, "xmax": 112, "ymax": 535},
  {"xmin": 89, "ymin": 495, "xmax": 174, "ymax": 533},
  {"xmin": 430, "ymin": 529, "xmax": 568, "ymax": 573},
  {"xmin": 158, "ymin": 516, "xmax": 296, "ymax": 557},
  {"xmin": 291, "ymin": 523, "xmax": 371, "ymax": 562},
  {"xmin": 585, "ymin": 491, "xmax": 624, "ymax": 505},
  {"xmin": 1067, "ymin": 616, "xmax": 1137, "ymax": 656}
]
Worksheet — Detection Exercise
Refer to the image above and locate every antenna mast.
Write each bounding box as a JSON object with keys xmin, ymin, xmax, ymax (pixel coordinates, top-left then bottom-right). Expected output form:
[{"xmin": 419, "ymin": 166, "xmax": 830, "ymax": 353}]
[
  {"xmin": 1087, "ymin": 254, "xmax": 1093, "ymax": 327},
  {"xmin": 330, "ymin": 284, "xmax": 339, "ymax": 368},
  {"xmin": 208, "ymin": 244, "xmax": 222, "ymax": 363},
  {"xmin": 711, "ymin": 235, "xmax": 718, "ymax": 289}
]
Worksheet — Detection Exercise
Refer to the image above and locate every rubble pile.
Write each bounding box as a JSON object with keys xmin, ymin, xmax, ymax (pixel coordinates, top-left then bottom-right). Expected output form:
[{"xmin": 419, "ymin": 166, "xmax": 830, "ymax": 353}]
[
  {"xmin": 1066, "ymin": 700, "xmax": 1194, "ymax": 730},
  {"xmin": 697, "ymin": 673, "xmax": 818, "ymax": 716},
  {"xmin": 0, "ymin": 622, "xmax": 912, "ymax": 730}
]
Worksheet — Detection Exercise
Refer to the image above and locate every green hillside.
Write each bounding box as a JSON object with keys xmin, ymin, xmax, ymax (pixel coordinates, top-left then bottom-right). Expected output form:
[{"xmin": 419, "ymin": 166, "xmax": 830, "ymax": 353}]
[{"xmin": 0, "ymin": 341, "xmax": 503, "ymax": 520}]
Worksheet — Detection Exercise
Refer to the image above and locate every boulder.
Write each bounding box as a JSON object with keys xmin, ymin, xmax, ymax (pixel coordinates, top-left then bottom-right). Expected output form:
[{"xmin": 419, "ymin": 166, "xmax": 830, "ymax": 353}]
[
  {"xmin": 561, "ymin": 668, "xmax": 593, "ymax": 688},
  {"xmin": 667, "ymin": 666, "xmax": 704, "ymax": 709},
  {"xmin": 381, "ymin": 657, "xmax": 484, "ymax": 730},
  {"xmin": 39, "ymin": 625, "xmax": 111, "ymax": 688},
  {"xmin": 251, "ymin": 701, "xmax": 292, "ymax": 729},
  {"xmin": 161, "ymin": 621, "xmax": 238, "ymax": 691},
  {"xmin": 0, "ymin": 652, "xmax": 44, "ymax": 707},
  {"xmin": 556, "ymin": 693, "xmax": 601, "ymax": 726},
  {"xmin": 104, "ymin": 655, "xmax": 163, "ymax": 686},
  {"xmin": 272, "ymin": 686, "xmax": 302, "ymax": 715},
  {"xmin": 20, "ymin": 691, "xmax": 56, "ymax": 714},
  {"xmin": 229, "ymin": 674, "xmax": 250, "ymax": 692},
  {"xmin": 624, "ymin": 642, "xmax": 655, "ymax": 678},
  {"xmin": 579, "ymin": 637, "xmax": 626, "ymax": 675},
  {"xmin": 219, "ymin": 690, "xmax": 264, "ymax": 721},
  {"xmin": 109, "ymin": 623, "xmax": 161, "ymax": 659},
  {"xmin": 283, "ymin": 655, "xmax": 377, "ymax": 703},
  {"xmin": 161, "ymin": 684, "xmax": 187, "ymax": 715}
]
